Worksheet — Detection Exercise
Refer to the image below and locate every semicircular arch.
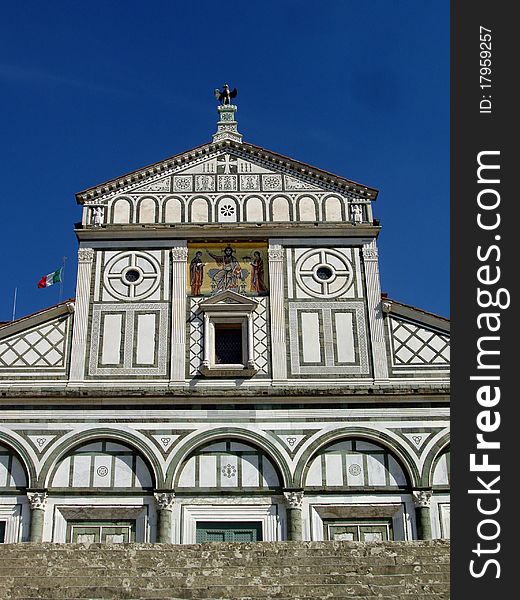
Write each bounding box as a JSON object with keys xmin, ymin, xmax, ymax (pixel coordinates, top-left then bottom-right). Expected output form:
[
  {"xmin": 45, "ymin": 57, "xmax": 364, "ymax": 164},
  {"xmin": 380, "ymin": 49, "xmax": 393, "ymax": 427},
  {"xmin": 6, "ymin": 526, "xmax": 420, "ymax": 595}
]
[
  {"xmin": 294, "ymin": 427, "xmax": 419, "ymax": 489},
  {"xmin": 40, "ymin": 428, "xmax": 163, "ymax": 489},
  {"xmin": 423, "ymin": 433, "xmax": 451, "ymax": 487},
  {"xmin": 0, "ymin": 430, "xmax": 35, "ymax": 487},
  {"xmin": 166, "ymin": 428, "xmax": 291, "ymax": 488}
]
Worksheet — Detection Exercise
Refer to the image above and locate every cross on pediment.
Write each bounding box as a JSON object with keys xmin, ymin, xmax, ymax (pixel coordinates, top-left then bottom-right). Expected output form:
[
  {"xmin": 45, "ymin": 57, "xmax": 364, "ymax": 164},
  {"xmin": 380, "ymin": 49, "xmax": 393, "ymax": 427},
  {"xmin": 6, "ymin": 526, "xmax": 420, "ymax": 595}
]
[{"xmin": 217, "ymin": 154, "xmax": 237, "ymax": 174}]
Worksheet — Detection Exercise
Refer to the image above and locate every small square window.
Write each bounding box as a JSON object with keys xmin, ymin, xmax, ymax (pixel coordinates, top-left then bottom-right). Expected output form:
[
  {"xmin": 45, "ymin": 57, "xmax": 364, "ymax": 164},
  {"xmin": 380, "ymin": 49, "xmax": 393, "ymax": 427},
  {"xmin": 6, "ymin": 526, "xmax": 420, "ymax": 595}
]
[
  {"xmin": 214, "ymin": 324, "xmax": 243, "ymax": 364},
  {"xmin": 198, "ymin": 290, "xmax": 259, "ymax": 377}
]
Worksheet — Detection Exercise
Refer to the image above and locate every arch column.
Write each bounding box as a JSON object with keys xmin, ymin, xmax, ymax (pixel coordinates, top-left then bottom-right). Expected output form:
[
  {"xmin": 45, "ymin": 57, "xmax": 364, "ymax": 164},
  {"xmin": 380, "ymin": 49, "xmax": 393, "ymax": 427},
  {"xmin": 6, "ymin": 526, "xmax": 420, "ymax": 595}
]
[
  {"xmin": 413, "ymin": 490, "xmax": 433, "ymax": 540},
  {"xmin": 27, "ymin": 491, "xmax": 47, "ymax": 542},
  {"xmin": 154, "ymin": 492, "xmax": 175, "ymax": 543},
  {"xmin": 284, "ymin": 490, "xmax": 304, "ymax": 541}
]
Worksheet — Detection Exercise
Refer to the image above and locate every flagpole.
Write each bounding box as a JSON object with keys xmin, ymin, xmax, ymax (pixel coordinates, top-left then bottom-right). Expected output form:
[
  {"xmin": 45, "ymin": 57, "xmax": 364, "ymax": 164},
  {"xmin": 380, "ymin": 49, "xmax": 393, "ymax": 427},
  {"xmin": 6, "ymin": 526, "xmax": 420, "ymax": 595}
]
[
  {"xmin": 59, "ymin": 256, "xmax": 67, "ymax": 303},
  {"xmin": 12, "ymin": 287, "xmax": 17, "ymax": 321}
]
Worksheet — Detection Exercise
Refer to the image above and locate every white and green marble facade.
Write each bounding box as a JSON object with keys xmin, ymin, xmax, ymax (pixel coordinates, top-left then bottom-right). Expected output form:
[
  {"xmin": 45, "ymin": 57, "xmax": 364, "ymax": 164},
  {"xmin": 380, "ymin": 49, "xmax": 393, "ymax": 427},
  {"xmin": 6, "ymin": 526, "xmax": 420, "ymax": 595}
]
[{"xmin": 0, "ymin": 105, "xmax": 449, "ymax": 544}]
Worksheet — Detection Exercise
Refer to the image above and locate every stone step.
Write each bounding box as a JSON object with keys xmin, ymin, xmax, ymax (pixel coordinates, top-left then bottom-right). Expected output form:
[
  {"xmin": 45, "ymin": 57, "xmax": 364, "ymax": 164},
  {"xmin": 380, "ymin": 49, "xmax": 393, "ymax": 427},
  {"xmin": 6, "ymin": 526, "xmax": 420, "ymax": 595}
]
[
  {"xmin": 0, "ymin": 583, "xmax": 451, "ymax": 600},
  {"xmin": 0, "ymin": 541, "xmax": 450, "ymax": 600},
  {"xmin": 0, "ymin": 570, "xmax": 451, "ymax": 588},
  {"xmin": 0, "ymin": 561, "xmax": 450, "ymax": 578}
]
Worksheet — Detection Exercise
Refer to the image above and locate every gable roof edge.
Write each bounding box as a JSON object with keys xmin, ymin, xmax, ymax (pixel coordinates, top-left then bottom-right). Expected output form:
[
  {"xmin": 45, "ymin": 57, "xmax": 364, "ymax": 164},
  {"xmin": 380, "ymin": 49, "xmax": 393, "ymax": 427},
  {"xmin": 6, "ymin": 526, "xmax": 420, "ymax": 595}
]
[{"xmin": 76, "ymin": 140, "xmax": 379, "ymax": 204}]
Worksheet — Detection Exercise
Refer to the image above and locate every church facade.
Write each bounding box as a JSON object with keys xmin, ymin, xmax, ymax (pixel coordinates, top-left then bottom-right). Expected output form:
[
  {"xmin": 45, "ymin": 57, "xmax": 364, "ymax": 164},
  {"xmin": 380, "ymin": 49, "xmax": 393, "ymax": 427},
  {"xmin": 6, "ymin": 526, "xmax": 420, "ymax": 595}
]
[{"xmin": 0, "ymin": 100, "xmax": 450, "ymax": 546}]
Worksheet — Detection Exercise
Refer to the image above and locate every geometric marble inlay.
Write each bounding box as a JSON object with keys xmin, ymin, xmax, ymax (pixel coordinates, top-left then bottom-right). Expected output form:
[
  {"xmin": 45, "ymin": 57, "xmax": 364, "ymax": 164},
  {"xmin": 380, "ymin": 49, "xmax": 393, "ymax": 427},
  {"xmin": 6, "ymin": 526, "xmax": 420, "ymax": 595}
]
[{"xmin": 391, "ymin": 319, "xmax": 450, "ymax": 366}]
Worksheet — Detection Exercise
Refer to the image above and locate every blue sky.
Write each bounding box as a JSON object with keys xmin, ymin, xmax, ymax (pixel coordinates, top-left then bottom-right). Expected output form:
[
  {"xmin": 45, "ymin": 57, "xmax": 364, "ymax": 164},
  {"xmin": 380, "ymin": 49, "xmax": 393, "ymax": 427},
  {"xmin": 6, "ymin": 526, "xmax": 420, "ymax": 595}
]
[{"xmin": 0, "ymin": 0, "xmax": 449, "ymax": 321}]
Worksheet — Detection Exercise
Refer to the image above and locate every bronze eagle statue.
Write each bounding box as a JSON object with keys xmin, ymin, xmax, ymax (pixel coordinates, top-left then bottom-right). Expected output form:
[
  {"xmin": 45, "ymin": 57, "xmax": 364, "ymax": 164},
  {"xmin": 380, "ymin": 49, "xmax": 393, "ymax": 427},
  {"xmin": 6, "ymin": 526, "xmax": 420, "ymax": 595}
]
[{"xmin": 214, "ymin": 83, "xmax": 237, "ymax": 105}]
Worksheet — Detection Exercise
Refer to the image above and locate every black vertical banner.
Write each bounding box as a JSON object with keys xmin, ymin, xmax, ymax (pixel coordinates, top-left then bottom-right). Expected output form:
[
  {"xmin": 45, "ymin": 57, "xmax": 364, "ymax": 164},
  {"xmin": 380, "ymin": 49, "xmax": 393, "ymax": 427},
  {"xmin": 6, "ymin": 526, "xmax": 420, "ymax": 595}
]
[{"xmin": 452, "ymin": 1, "xmax": 514, "ymax": 598}]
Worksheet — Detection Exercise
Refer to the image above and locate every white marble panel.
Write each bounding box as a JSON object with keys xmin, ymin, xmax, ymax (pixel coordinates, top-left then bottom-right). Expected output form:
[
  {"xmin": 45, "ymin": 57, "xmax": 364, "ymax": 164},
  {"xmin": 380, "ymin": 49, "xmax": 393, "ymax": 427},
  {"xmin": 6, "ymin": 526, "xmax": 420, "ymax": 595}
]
[
  {"xmin": 51, "ymin": 458, "xmax": 70, "ymax": 487},
  {"xmin": 72, "ymin": 455, "xmax": 92, "ymax": 487},
  {"xmin": 387, "ymin": 456, "xmax": 407, "ymax": 486},
  {"xmin": 136, "ymin": 456, "xmax": 152, "ymax": 488},
  {"xmin": 101, "ymin": 314, "xmax": 122, "ymax": 365},
  {"xmin": 241, "ymin": 455, "xmax": 260, "ymax": 487},
  {"xmin": 164, "ymin": 197, "xmax": 182, "ymax": 223},
  {"xmin": 191, "ymin": 198, "xmax": 209, "ymax": 222},
  {"xmin": 0, "ymin": 456, "xmax": 9, "ymax": 487},
  {"xmin": 178, "ymin": 458, "xmax": 196, "ymax": 487},
  {"xmin": 324, "ymin": 196, "xmax": 343, "ymax": 221},
  {"xmin": 93, "ymin": 455, "xmax": 112, "ymax": 487},
  {"xmin": 138, "ymin": 198, "xmax": 157, "ymax": 223},
  {"xmin": 301, "ymin": 312, "xmax": 321, "ymax": 363},
  {"xmin": 199, "ymin": 455, "xmax": 217, "ymax": 487},
  {"xmin": 306, "ymin": 458, "xmax": 322, "ymax": 486},
  {"xmin": 335, "ymin": 312, "xmax": 355, "ymax": 362},
  {"xmin": 433, "ymin": 454, "xmax": 450, "ymax": 485},
  {"xmin": 113, "ymin": 199, "xmax": 131, "ymax": 224},
  {"xmin": 272, "ymin": 196, "xmax": 290, "ymax": 221},
  {"xmin": 299, "ymin": 197, "xmax": 317, "ymax": 221},
  {"xmin": 366, "ymin": 454, "xmax": 387, "ymax": 486},
  {"xmin": 136, "ymin": 313, "xmax": 156, "ymax": 365},
  {"xmin": 345, "ymin": 454, "xmax": 365, "ymax": 486},
  {"xmin": 113, "ymin": 455, "xmax": 133, "ymax": 487},
  {"xmin": 261, "ymin": 457, "xmax": 279, "ymax": 488},
  {"xmin": 220, "ymin": 455, "xmax": 238, "ymax": 487},
  {"xmin": 245, "ymin": 197, "xmax": 264, "ymax": 222},
  {"xmin": 325, "ymin": 454, "xmax": 343, "ymax": 486}
]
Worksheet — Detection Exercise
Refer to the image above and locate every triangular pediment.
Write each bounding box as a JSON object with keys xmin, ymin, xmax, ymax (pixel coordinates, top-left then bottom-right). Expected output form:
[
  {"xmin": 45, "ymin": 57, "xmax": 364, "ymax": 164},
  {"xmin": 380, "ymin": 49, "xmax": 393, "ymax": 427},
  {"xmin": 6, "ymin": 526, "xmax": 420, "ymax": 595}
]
[
  {"xmin": 76, "ymin": 141, "xmax": 378, "ymax": 204},
  {"xmin": 198, "ymin": 290, "xmax": 258, "ymax": 311}
]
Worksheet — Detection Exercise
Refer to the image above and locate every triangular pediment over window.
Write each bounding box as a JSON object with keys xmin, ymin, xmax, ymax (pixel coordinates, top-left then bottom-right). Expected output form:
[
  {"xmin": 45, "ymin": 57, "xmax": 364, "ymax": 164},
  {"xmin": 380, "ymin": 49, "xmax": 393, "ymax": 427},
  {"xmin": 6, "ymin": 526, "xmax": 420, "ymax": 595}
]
[{"xmin": 198, "ymin": 290, "xmax": 258, "ymax": 312}]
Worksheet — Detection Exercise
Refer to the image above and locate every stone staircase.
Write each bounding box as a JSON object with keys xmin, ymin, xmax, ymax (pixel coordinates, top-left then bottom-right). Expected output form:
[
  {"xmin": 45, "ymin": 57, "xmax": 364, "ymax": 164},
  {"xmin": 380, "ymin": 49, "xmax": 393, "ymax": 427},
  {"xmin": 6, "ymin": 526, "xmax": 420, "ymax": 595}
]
[{"xmin": 0, "ymin": 540, "xmax": 450, "ymax": 600}]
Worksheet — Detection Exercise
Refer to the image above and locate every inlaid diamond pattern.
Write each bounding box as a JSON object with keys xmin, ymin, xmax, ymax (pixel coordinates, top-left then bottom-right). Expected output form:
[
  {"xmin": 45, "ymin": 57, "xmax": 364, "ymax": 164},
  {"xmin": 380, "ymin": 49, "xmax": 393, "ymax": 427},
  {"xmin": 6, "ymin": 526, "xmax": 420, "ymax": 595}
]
[
  {"xmin": 189, "ymin": 298, "xmax": 204, "ymax": 375},
  {"xmin": 253, "ymin": 299, "xmax": 269, "ymax": 374},
  {"xmin": 0, "ymin": 320, "xmax": 67, "ymax": 368},
  {"xmin": 188, "ymin": 298, "xmax": 269, "ymax": 375},
  {"xmin": 391, "ymin": 319, "xmax": 450, "ymax": 366}
]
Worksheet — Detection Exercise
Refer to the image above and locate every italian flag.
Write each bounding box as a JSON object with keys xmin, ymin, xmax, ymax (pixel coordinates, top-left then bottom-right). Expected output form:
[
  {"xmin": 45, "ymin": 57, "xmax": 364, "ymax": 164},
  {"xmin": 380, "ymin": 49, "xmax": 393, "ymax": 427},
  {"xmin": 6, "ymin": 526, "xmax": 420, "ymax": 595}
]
[{"xmin": 37, "ymin": 268, "xmax": 63, "ymax": 288}]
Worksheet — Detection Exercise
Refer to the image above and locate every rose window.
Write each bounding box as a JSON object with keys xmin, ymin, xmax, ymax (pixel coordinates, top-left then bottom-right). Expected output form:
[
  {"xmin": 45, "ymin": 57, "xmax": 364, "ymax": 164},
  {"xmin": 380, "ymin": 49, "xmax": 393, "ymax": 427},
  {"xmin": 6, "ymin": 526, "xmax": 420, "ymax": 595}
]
[
  {"xmin": 295, "ymin": 248, "xmax": 353, "ymax": 298},
  {"xmin": 220, "ymin": 204, "xmax": 235, "ymax": 217},
  {"xmin": 104, "ymin": 251, "xmax": 161, "ymax": 300}
]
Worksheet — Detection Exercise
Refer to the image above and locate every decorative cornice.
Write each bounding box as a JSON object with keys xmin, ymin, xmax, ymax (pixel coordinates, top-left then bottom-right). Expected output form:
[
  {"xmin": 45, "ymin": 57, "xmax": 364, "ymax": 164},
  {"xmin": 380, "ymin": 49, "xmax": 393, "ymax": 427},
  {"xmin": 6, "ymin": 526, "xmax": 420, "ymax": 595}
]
[
  {"xmin": 75, "ymin": 141, "xmax": 379, "ymax": 204},
  {"xmin": 78, "ymin": 248, "xmax": 95, "ymax": 263},
  {"xmin": 284, "ymin": 490, "xmax": 304, "ymax": 510},
  {"xmin": 27, "ymin": 491, "xmax": 48, "ymax": 510},
  {"xmin": 413, "ymin": 490, "xmax": 433, "ymax": 508},
  {"xmin": 154, "ymin": 492, "xmax": 176, "ymax": 511}
]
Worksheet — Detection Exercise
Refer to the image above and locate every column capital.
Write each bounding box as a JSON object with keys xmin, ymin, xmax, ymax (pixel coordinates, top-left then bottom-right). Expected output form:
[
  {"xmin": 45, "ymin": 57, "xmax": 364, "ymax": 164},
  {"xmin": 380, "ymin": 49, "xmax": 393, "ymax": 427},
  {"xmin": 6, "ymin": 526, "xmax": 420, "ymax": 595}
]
[
  {"xmin": 171, "ymin": 246, "xmax": 189, "ymax": 262},
  {"xmin": 78, "ymin": 248, "xmax": 94, "ymax": 263},
  {"xmin": 283, "ymin": 490, "xmax": 304, "ymax": 510},
  {"xmin": 268, "ymin": 245, "xmax": 285, "ymax": 262},
  {"xmin": 412, "ymin": 490, "xmax": 433, "ymax": 508},
  {"xmin": 154, "ymin": 491, "xmax": 176, "ymax": 511},
  {"xmin": 362, "ymin": 245, "xmax": 379, "ymax": 261},
  {"xmin": 27, "ymin": 491, "xmax": 48, "ymax": 510}
]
